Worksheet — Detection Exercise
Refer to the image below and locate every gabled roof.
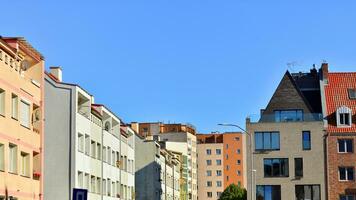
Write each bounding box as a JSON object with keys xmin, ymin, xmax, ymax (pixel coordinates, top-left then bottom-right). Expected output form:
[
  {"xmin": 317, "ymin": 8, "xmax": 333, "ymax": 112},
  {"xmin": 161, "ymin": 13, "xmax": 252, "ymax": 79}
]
[{"xmin": 325, "ymin": 72, "xmax": 356, "ymax": 133}]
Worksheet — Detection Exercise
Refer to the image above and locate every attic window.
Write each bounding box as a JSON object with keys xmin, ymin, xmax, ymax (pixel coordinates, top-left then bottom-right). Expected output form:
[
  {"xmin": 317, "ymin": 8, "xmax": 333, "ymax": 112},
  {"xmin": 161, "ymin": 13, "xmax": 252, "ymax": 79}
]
[
  {"xmin": 336, "ymin": 106, "xmax": 352, "ymax": 127},
  {"xmin": 348, "ymin": 89, "xmax": 356, "ymax": 99}
]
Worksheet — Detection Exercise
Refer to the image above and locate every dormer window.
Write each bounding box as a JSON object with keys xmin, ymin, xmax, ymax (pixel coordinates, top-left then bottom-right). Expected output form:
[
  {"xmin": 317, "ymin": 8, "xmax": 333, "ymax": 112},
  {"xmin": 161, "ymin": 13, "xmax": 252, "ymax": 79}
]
[
  {"xmin": 349, "ymin": 89, "xmax": 356, "ymax": 100},
  {"xmin": 336, "ymin": 106, "xmax": 352, "ymax": 127}
]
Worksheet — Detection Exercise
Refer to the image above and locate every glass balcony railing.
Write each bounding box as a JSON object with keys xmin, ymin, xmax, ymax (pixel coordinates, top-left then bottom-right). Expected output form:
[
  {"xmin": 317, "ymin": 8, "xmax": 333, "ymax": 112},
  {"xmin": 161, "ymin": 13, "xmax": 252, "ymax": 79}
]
[{"xmin": 249, "ymin": 113, "xmax": 323, "ymax": 123}]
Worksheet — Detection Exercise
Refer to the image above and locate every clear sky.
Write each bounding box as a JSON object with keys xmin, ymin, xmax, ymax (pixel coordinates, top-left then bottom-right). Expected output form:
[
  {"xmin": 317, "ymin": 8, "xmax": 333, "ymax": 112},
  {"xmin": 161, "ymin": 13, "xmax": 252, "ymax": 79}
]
[{"xmin": 2, "ymin": 1, "xmax": 356, "ymax": 133}]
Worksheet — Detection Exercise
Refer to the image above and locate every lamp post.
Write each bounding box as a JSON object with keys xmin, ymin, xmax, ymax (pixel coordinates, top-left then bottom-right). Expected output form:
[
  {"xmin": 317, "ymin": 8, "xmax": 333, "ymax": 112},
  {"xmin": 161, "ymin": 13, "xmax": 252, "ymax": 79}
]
[{"xmin": 218, "ymin": 123, "xmax": 254, "ymax": 200}]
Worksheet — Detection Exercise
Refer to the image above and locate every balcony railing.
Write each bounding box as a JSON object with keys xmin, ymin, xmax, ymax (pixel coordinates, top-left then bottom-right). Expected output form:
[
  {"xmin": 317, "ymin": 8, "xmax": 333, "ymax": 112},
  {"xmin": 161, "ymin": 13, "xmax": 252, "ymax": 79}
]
[{"xmin": 249, "ymin": 113, "xmax": 323, "ymax": 123}]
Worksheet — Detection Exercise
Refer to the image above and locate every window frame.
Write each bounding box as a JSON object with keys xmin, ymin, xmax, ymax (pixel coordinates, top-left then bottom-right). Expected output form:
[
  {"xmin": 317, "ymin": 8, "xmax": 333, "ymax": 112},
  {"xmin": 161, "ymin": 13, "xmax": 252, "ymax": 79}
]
[
  {"xmin": 264, "ymin": 158, "xmax": 289, "ymax": 178},
  {"xmin": 295, "ymin": 185, "xmax": 321, "ymax": 200},
  {"xmin": 338, "ymin": 139, "xmax": 353, "ymax": 153},
  {"xmin": 255, "ymin": 132, "xmax": 280, "ymax": 151},
  {"xmin": 294, "ymin": 158, "xmax": 303, "ymax": 178},
  {"xmin": 339, "ymin": 167, "xmax": 354, "ymax": 181},
  {"xmin": 302, "ymin": 131, "xmax": 311, "ymax": 151}
]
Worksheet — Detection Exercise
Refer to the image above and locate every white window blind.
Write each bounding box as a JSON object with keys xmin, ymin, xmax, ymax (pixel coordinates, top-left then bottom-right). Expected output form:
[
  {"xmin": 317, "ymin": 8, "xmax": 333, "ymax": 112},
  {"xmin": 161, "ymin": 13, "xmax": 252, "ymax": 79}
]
[{"xmin": 20, "ymin": 100, "xmax": 30, "ymax": 128}]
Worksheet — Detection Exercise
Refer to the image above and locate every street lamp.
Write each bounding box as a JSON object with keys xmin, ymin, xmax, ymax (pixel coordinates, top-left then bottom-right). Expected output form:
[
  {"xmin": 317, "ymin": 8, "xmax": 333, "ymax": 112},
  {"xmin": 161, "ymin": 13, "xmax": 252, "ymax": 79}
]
[{"xmin": 218, "ymin": 123, "xmax": 255, "ymax": 200}]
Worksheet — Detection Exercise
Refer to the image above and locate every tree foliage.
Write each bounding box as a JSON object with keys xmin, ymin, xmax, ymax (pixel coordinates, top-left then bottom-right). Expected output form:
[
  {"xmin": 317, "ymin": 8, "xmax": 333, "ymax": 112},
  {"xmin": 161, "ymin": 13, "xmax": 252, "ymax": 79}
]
[{"xmin": 219, "ymin": 184, "xmax": 247, "ymax": 200}]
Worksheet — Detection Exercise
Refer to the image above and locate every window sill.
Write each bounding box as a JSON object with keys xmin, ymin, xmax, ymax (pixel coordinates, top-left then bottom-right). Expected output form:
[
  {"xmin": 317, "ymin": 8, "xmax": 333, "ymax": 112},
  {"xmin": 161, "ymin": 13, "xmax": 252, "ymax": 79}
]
[
  {"xmin": 339, "ymin": 180, "xmax": 355, "ymax": 182},
  {"xmin": 20, "ymin": 124, "xmax": 31, "ymax": 130},
  {"xmin": 338, "ymin": 152, "xmax": 354, "ymax": 154},
  {"xmin": 11, "ymin": 117, "xmax": 18, "ymax": 121},
  {"xmin": 20, "ymin": 174, "xmax": 31, "ymax": 178},
  {"xmin": 0, "ymin": 113, "xmax": 4, "ymax": 118},
  {"xmin": 8, "ymin": 171, "xmax": 18, "ymax": 175}
]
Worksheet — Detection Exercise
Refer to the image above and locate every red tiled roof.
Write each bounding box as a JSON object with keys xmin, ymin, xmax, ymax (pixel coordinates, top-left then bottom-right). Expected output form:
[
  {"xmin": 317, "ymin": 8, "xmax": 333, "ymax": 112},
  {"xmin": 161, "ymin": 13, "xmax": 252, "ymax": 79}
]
[{"xmin": 325, "ymin": 72, "xmax": 356, "ymax": 133}]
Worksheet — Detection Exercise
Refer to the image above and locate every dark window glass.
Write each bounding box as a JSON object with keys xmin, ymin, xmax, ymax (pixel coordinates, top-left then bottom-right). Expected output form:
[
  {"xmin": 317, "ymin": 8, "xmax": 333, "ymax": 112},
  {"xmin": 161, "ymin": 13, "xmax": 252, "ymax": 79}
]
[
  {"xmin": 339, "ymin": 167, "xmax": 354, "ymax": 181},
  {"xmin": 255, "ymin": 132, "xmax": 280, "ymax": 151},
  {"xmin": 264, "ymin": 158, "xmax": 289, "ymax": 177},
  {"xmin": 340, "ymin": 113, "xmax": 351, "ymax": 126},
  {"xmin": 295, "ymin": 158, "xmax": 303, "ymax": 177},
  {"xmin": 274, "ymin": 110, "xmax": 304, "ymax": 122},
  {"xmin": 295, "ymin": 185, "xmax": 320, "ymax": 200},
  {"xmin": 256, "ymin": 185, "xmax": 281, "ymax": 200},
  {"xmin": 348, "ymin": 89, "xmax": 356, "ymax": 99},
  {"xmin": 338, "ymin": 139, "xmax": 353, "ymax": 153},
  {"xmin": 302, "ymin": 131, "xmax": 311, "ymax": 150}
]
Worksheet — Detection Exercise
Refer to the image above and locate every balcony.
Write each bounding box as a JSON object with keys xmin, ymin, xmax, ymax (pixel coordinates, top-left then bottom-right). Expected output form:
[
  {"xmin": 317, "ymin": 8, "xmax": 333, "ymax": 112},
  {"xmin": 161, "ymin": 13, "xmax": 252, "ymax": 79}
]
[{"xmin": 249, "ymin": 113, "xmax": 323, "ymax": 123}]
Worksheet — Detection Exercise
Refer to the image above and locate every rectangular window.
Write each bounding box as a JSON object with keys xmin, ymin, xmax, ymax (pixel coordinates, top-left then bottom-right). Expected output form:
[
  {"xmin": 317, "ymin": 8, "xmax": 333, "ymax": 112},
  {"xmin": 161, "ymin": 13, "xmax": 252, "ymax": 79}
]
[
  {"xmin": 85, "ymin": 135, "xmax": 90, "ymax": 155},
  {"xmin": 237, "ymin": 170, "xmax": 241, "ymax": 176},
  {"xmin": 11, "ymin": 94, "xmax": 18, "ymax": 119},
  {"xmin": 107, "ymin": 179, "xmax": 111, "ymax": 196},
  {"xmin": 78, "ymin": 171, "xmax": 83, "ymax": 188},
  {"xmin": 302, "ymin": 131, "xmax": 311, "ymax": 150},
  {"xmin": 340, "ymin": 113, "xmax": 351, "ymax": 126},
  {"xmin": 0, "ymin": 89, "xmax": 4, "ymax": 116},
  {"xmin": 295, "ymin": 185, "xmax": 320, "ymax": 200},
  {"xmin": 91, "ymin": 140, "xmax": 96, "ymax": 158},
  {"xmin": 97, "ymin": 143, "xmax": 101, "ymax": 159},
  {"xmin": 0, "ymin": 144, "xmax": 3, "ymax": 171},
  {"xmin": 103, "ymin": 179, "xmax": 107, "ymax": 195},
  {"xmin": 295, "ymin": 158, "xmax": 303, "ymax": 177},
  {"xmin": 237, "ymin": 149, "xmax": 241, "ymax": 154},
  {"xmin": 206, "ymin": 160, "xmax": 212, "ymax": 166},
  {"xmin": 216, "ymin": 159, "xmax": 222, "ymax": 165},
  {"xmin": 206, "ymin": 181, "xmax": 212, "ymax": 187},
  {"xmin": 20, "ymin": 100, "xmax": 30, "ymax": 128},
  {"xmin": 340, "ymin": 195, "xmax": 356, "ymax": 200},
  {"xmin": 339, "ymin": 167, "xmax": 354, "ymax": 181},
  {"xmin": 216, "ymin": 149, "xmax": 221, "ymax": 155},
  {"xmin": 255, "ymin": 132, "xmax": 280, "ymax": 151},
  {"xmin": 349, "ymin": 89, "xmax": 356, "ymax": 99},
  {"xmin": 107, "ymin": 147, "xmax": 111, "ymax": 163},
  {"xmin": 112, "ymin": 150, "xmax": 115, "ymax": 165},
  {"xmin": 206, "ymin": 149, "xmax": 211, "ymax": 155},
  {"xmin": 338, "ymin": 139, "xmax": 353, "ymax": 153},
  {"xmin": 237, "ymin": 159, "xmax": 241, "ymax": 165},
  {"xmin": 206, "ymin": 170, "xmax": 212, "ymax": 176},
  {"xmin": 84, "ymin": 173, "xmax": 89, "ymax": 190},
  {"xmin": 78, "ymin": 133, "xmax": 84, "ymax": 152},
  {"xmin": 217, "ymin": 181, "xmax": 222, "ymax": 187},
  {"xmin": 256, "ymin": 185, "xmax": 281, "ymax": 200},
  {"xmin": 216, "ymin": 170, "xmax": 222, "ymax": 176},
  {"xmin": 9, "ymin": 144, "xmax": 17, "ymax": 173},
  {"xmin": 96, "ymin": 177, "xmax": 101, "ymax": 194},
  {"xmin": 91, "ymin": 175, "xmax": 96, "ymax": 193},
  {"xmin": 264, "ymin": 158, "xmax": 289, "ymax": 177},
  {"xmin": 103, "ymin": 146, "xmax": 107, "ymax": 162},
  {"xmin": 275, "ymin": 109, "xmax": 303, "ymax": 122},
  {"xmin": 20, "ymin": 152, "xmax": 30, "ymax": 177},
  {"xmin": 207, "ymin": 192, "xmax": 212, "ymax": 198}
]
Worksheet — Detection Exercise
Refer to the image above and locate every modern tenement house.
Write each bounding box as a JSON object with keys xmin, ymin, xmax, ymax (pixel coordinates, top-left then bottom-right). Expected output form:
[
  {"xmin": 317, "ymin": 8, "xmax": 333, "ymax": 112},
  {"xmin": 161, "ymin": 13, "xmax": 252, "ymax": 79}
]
[
  {"xmin": 321, "ymin": 63, "xmax": 356, "ymax": 200},
  {"xmin": 0, "ymin": 37, "xmax": 45, "ymax": 200},
  {"xmin": 197, "ymin": 132, "xmax": 245, "ymax": 200},
  {"xmin": 246, "ymin": 68, "xmax": 326, "ymax": 200},
  {"xmin": 131, "ymin": 122, "xmax": 198, "ymax": 200},
  {"xmin": 44, "ymin": 67, "xmax": 135, "ymax": 200},
  {"xmin": 134, "ymin": 137, "xmax": 181, "ymax": 200}
]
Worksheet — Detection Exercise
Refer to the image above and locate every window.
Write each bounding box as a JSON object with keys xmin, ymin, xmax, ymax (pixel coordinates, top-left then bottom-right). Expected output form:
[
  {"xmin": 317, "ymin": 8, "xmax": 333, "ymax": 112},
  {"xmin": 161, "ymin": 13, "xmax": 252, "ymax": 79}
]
[
  {"xmin": 206, "ymin": 149, "xmax": 211, "ymax": 155},
  {"xmin": 217, "ymin": 181, "xmax": 222, "ymax": 187},
  {"xmin": 206, "ymin": 181, "xmax": 212, "ymax": 187},
  {"xmin": 91, "ymin": 175, "xmax": 96, "ymax": 193},
  {"xmin": 0, "ymin": 89, "xmax": 4, "ymax": 116},
  {"xmin": 103, "ymin": 146, "xmax": 107, "ymax": 162},
  {"xmin": 107, "ymin": 147, "xmax": 111, "ymax": 163},
  {"xmin": 237, "ymin": 159, "xmax": 241, "ymax": 165},
  {"xmin": 216, "ymin": 149, "xmax": 221, "ymax": 155},
  {"xmin": 339, "ymin": 167, "xmax": 354, "ymax": 181},
  {"xmin": 237, "ymin": 149, "xmax": 241, "ymax": 154},
  {"xmin": 96, "ymin": 178, "xmax": 101, "ymax": 194},
  {"xmin": 84, "ymin": 173, "xmax": 89, "ymax": 190},
  {"xmin": 11, "ymin": 94, "xmax": 18, "ymax": 119},
  {"xmin": 217, "ymin": 192, "xmax": 222, "ymax": 198},
  {"xmin": 78, "ymin": 171, "xmax": 83, "ymax": 188},
  {"xmin": 112, "ymin": 150, "xmax": 115, "ymax": 165},
  {"xmin": 235, "ymin": 137, "xmax": 240, "ymax": 141},
  {"xmin": 295, "ymin": 158, "xmax": 303, "ymax": 177},
  {"xmin": 226, "ymin": 176, "xmax": 229, "ymax": 181},
  {"xmin": 103, "ymin": 179, "xmax": 107, "ymax": 195},
  {"xmin": 275, "ymin": 109, "xmax": 303, "ymax": 122},
  {"xmin": 107, "ymin": 179, "xmax": 111, "ymax": 196},
  {"xmin": 0, "ymin": 144, "xmax": 3, "ymax": 171},
  {"xmin": 216, "ymin": 159, "xmax": 222, "ymax": 165},
  {"xmin": 20, "ymin": 100, "xmax": 30, "ymax": 128},
  {"xmin": 91, "ymin": 140, "xmax": 96, "ymax": 158},
  {"xmin": 256, "ymin": 185, "xmax": 281, "ymax": 200},
  {"xmin": 20, "ymin": 152, "xmax": 30, "ymax": 177},
  {"xmin": 226, "ymin": 144, "xmax": 229, "ymax": 149},
  {"xmin": 226, "ymin": 165, "xmax": 230, "ymax": 170},
  {"xmin": 302, "ymin": 131, "xmax": 311, "ymax": 150},
  {"xmin": 9, "ymin": 144, "xmax": 17, "ymax": 173},
  {"xmin": 216, "ymin": 170, "xmax": 222, "ymax": 176},
  {"xmin": 295, "ymin": 185, "xmax": 320, "ymax": 200},
  {"xmin": 206, "ymin": 160, "xmax": 212, "ymax": 166},
  {"xmin": 340, "ymin": 195, "xmax": 356, "ymax": 200},
  {"xmin": 348, "ymin": 89, "xmax": 356, "ymax": 99},
  {"xmin": 207, "ymin": 192, "xmax": 212, "ymax": 198},
  {"xmin": 237, "ymin": 170, "xmax": 241, "ymax": 176},
  {"xmin": 264, "ymin": 158, "xmax": 289, "ymax": 177},
  {"xmin": 78, "ymin": 133, "xmax": 84, "ymax": 152},
  {"xmin": 85, "ymin": 135, "xmax": 90, "ymax": 155},
  {"xmin": 226, "ymin": 154, "xmax": 229, "ymax": 160},
  {"xmin": 338, "ymin": 139, "xmax": 353, "ymax": 153},
  {"xmin": 97, "ymin": 143, "xmax": 101, "ymax": 159},
  {"xmin": 206, "ymin": 170, "xmax": 212, "ymax": 176},
  {"xmin": 255, "ymin": 132, "xmax": 280, "ymax": 150},
  {"xmin": 337, "ymin": 106, "xmax": 352, "ymax": 127}
]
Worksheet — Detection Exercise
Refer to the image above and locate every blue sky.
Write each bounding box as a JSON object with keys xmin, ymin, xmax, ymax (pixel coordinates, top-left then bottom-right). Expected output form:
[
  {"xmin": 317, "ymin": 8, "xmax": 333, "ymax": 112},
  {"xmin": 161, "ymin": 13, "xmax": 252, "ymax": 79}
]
[{"xmin": 2, "ymin": 1, "xmax": 356, "ymax": 133}]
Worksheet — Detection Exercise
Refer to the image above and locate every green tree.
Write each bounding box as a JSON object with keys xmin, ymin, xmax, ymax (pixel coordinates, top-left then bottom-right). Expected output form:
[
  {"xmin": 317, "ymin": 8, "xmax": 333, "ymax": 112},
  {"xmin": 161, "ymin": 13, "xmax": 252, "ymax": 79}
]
[{"xmin": 219, "ymin": 184, "xmax": 247, "ymax": 200}]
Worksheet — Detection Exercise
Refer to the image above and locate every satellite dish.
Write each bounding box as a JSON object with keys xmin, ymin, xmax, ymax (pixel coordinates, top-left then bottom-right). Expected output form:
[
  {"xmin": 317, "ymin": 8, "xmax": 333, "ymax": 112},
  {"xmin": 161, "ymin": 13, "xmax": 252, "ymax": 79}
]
[{"xmin": 20, "ymin": 60, "xmax": 30, "ymax": 71}]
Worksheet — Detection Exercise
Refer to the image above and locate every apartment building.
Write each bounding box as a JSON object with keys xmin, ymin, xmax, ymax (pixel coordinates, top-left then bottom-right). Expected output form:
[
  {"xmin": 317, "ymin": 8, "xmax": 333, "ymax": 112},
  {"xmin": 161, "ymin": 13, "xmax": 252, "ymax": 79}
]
[
  {"xmin": 197, "ymin": 132, "xmax": 245, "ymax": 200},
  {"xmin": 320, "ymin": 64, "xmax": 356, "ymax": 200},
  {"xmin": 246, "ymin": 68, "xmax": 326, "ymax": 200},
  {"xmin": 0, "ymin": 37, "xmax": 45, "ymax": 200},
  {"xmin": 134, "ymin": 138, "xmax": 181, "ymax": 200},
  {"xmin": 44, "ymin": 67, "xmax": 134, "ymax": 200},
  {"xmin": 132, "ymin": 122, "xmax": 198, "ymax": 200}
]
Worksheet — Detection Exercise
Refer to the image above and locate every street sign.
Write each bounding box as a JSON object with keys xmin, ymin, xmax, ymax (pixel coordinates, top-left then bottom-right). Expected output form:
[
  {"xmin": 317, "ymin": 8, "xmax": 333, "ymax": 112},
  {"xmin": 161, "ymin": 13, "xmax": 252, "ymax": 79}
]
[{"xmin": 73, "ymin": 188, "xmax": 87, "ymax": 200}]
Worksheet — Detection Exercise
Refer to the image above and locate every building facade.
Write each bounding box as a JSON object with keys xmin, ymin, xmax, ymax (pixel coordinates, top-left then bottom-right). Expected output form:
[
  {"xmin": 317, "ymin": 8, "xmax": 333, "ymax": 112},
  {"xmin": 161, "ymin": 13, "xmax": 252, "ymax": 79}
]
[
  {"xmin": 246, "ymin": 69, "xmax": 326, "ymax": 200},
  {"xmin": 0, "ymin": 37, "xmax": 45, "ymax": 200},
  {"xmin": 132, "ymin": 122, "xmax": 198, "ymax": 200},
  {"xmin": 197, "ymin": 132, "xmax": 245, "ymax": 200},
  {"xmin": 321, "ymin": 63, "xmax": 356, "ymax": 200},
  {"xmin": 44, "ymin": 68, "xmax": 134, "ymax": 200}
]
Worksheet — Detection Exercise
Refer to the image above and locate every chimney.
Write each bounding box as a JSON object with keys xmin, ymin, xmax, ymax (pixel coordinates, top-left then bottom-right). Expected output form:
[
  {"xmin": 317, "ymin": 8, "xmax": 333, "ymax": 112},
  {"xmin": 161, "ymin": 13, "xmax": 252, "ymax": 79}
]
[
  {"xmin": 130, "ymin": 122, "xmax": 139, "ymax": 133},
  {"xmin": 321, "ymin": 63, "xmax": 328, "ymax": 83},
  {"xmin": 310, "ymin": 64, "xmax": 318, "ymax": 77},
  {"xmin": 50, "ymin": 66, "xmax": 62, "ymax": 82}
]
